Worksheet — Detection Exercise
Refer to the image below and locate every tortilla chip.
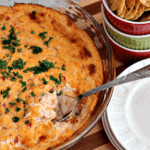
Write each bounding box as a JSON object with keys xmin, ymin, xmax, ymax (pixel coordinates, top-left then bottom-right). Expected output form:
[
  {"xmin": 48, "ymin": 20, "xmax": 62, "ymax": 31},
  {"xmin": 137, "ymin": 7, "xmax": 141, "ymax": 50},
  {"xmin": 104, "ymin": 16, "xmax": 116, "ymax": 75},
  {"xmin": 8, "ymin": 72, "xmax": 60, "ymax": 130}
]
[
  {"xmin": 140, "ymin": 0, "xmax": 150, "ymax": 7},
  {"xmin": 108, "ymin": 0, "xmax": 121, "ymax": 11},
  {"xmin": 116, "ymin": 0, "xmax": 126, "ymax": 16},
  {"xmin": 124, "ymin": 0, "xmax": 135, "ymax": 18},
  {"xmin": 123, "ymin": 0, "xmax": 141, "ymax": 20},
  {"xmin": 119, "ymin": 5, "xmax": 126, "ymax": 18},
  {"xmin": 131, "ymin": 4, "xmax": 145, "ymax": 20}
]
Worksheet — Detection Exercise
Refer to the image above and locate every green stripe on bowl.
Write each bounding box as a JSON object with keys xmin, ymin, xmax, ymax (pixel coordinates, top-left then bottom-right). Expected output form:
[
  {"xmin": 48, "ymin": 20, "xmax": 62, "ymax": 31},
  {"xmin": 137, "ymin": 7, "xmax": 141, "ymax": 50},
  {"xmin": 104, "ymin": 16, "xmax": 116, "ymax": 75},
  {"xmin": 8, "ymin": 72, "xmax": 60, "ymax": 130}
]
[{"xmin": 104, "ymin": 21, "xmax": 150, "ymax": 50}]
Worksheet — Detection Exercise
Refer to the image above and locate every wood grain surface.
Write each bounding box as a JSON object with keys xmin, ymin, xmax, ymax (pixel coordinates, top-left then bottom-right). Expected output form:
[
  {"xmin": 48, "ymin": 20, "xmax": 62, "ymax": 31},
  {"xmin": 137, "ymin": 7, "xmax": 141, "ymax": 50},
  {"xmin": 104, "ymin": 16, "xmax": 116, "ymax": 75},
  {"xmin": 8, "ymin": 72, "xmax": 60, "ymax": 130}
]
[{"xmin": 67, "ymin": 0, "xmax": 130, "ymax": 150}]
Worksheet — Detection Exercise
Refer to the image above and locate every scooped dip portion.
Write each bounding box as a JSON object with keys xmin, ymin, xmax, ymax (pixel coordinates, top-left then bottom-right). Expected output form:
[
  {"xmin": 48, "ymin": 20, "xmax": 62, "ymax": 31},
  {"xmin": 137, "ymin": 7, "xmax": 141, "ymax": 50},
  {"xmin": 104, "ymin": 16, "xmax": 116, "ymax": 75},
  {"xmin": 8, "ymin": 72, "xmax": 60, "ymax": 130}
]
[{"xmin": 0, "ymin": 3, "xmax": 103, "ymax": 150}]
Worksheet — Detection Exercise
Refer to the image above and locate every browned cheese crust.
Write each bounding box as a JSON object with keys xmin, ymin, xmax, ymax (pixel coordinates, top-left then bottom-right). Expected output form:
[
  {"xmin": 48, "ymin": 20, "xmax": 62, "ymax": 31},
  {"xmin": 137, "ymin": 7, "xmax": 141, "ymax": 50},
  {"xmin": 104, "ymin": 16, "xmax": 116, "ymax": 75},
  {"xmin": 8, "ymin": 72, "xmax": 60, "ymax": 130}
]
[{"xmin": 0, "ymin": 3, "xmax": 103, "ymax": 150}]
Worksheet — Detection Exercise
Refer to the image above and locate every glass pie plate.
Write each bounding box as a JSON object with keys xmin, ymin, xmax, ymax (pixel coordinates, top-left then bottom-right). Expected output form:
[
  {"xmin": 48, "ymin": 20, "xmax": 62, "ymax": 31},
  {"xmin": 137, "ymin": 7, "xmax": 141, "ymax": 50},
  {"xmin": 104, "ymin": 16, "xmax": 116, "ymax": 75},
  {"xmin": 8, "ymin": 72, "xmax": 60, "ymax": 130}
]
[{"xmin": 2, "ymin": 0, "xmax": 115, "ymax": 149}]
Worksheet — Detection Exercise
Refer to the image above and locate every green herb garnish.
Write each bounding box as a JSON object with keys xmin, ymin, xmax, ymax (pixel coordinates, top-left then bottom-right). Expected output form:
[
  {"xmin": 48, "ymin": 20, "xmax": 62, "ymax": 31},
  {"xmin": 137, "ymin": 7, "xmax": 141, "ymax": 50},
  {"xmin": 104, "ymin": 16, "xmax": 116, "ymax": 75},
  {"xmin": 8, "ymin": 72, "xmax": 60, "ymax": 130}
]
[
  {"xmin": 18, "ymin": 75, "xmax": 23, "ymax": 79},
  {"xmin": 31, "ymin": 31, "xmax": 35, "ymax": 34},
  {"xmin": 1, "ymin": 26, "xmax": 6, "ymax": 30},
  {"xmin": 24, "ymin": 108, "xmax": 27, "ymax": 117},
  {"xmin": 31, "ymin": 91, "xmax": 35, "ymax": 97},
  {"xmin": 25, "ymin": 120, "xmax": 29, "ymax": 124},
  {"xmin": 1, "ymin": 87, "xmax": 10, "ymax": 99},
  {"xmin": 24, "ymin": 60, "xmax": 56, "ymax": 74},
  {"xmin": 18, "ymin": 48, "xmax": 22, "ymax": 53},
  {"xmin": 12, "ymin": 58, "xmax": 27, "ymax": 70},
  {"xmin": 30, "ymin": 83, "xmax": 35, "ymax": 87},
  {"xmin": 30, "ymin": 46, "xmax": 43, "ymax": 54},
  {"xmin": 12, "ymin": 116, "xmax": 20, "ymax": 122},
  {"xmin": 6, "ymin": 54, "xmax": 10, "ymax": 57},
  {"xmin": 46, "ymin": 37, "xmax": 54, "ymax": 47},
  {"xmin": 10, "ymin": 77, "xmax": 16, "ymax": 81},
  {"xmin": 23, "ymin": 100, "xmax": 27, "ymax": 104},
  {"xmin": 62, "ymin": 64, "xmax": 66, "ymax": 71},
  {"xmin": 13, "ymin": 72, "xmax": 19, "ymax": 76},
  {"xmin": 32, "ymin": 11, "xmax": 37, "ymax": 15},
  {"xmin": 9, "ymin": 102, "xmax": 16, "ymax": 106},
  {"xmin": 5, "ymin": 107, "xmax": 9, "ymax": 113},
  {"xmin": 16, "ymin": 107, "xmax": 21, "ymax": 112},
  {"xmin": 16, "ymin": 98, "xmax": 22, "ymax": 102},
  {"xmin": 38, "ymin": 32, "xmax": 47, "ymax": 40},
  {"xmin": 50, "ymin": 73, "xmax": 62, "ymax": 85},
  {"xmin": 41, "ymin": 93, "xmax": 45, "ymax": 97},
  {"xmin": 42, "ymin": 77, "xmax": 48, "ymax": 85},
  {"xmin": 19, "ymin": 80, "xmax": 26, "ymax": 87}
]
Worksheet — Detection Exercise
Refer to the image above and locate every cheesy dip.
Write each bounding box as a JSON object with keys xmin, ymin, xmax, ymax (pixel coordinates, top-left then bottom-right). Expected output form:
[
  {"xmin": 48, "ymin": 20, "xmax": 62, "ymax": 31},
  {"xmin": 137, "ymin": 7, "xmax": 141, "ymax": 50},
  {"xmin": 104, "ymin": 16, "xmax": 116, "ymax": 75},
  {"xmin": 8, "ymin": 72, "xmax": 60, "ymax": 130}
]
[{"xmin": 0, "ymin": 3, "xmax": 103, "ymax": 150}]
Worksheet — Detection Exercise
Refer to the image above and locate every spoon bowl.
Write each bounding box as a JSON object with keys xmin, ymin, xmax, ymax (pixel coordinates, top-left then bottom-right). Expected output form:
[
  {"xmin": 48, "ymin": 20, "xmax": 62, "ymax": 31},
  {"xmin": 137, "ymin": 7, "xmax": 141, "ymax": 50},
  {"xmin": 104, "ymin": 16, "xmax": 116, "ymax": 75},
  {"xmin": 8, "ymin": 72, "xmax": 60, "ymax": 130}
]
[{"xmin": 57, "ymin": 63, "xmax": 150, "ymax": 122}]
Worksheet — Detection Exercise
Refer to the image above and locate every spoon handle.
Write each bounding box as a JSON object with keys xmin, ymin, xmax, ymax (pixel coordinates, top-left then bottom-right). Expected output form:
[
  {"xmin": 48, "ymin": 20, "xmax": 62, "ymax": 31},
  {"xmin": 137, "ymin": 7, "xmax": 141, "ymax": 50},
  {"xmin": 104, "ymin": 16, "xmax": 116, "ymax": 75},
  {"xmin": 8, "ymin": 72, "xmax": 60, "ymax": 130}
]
[{"xmin": 77, "ymin": 64, "xmax": 150, "ymax": 101}]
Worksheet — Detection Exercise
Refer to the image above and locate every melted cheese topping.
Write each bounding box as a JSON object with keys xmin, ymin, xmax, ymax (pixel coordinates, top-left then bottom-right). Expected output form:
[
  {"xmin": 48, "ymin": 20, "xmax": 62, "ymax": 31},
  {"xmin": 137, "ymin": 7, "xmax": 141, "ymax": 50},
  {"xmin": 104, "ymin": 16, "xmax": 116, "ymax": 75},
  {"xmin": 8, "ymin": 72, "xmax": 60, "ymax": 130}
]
[{"xmin": 0, "ymin": 3, "xmax": 103, "ymax": 150}]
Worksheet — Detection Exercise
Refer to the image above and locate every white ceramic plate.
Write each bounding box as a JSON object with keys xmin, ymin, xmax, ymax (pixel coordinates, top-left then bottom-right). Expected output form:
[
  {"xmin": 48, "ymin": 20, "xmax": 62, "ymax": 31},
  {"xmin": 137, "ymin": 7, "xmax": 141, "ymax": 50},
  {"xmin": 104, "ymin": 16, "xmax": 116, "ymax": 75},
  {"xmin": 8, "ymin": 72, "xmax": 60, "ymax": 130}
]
[{"xmin": 102, "ymin": 58, "xmax": 150, "ymax": 150}]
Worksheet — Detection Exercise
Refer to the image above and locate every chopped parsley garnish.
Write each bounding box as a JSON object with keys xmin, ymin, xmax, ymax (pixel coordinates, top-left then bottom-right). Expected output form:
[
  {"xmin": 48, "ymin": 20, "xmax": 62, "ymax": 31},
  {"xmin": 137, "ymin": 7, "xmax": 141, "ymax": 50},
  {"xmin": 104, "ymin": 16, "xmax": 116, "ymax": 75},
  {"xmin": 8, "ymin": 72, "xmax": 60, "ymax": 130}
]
[
  {"xmin": 42, "ymin": 77, "xmax": 48, "ymax": 85},
  {"xmin": 18, "ymin": 75, "xmax": 23, "ymax": 79},
  {"xmin": 23, "ymin": 100, "xmax": 27, "ymax": 104},
  {"xmin": 31, "ymin": 91, "xmax": 35, "ymax": 97},
  {"xmin": 2, "ymin": 25, "xmax": 21, "ymax": 53},
  {"xmin": 18, "ymin": 48, "xmax": 22, "ymax": 53},
  {"xmin": 12, "ymin": 116, "xmax": 20, "ymax": 122},
  {"xmin": 1, "ymin": 87, "xmax": 10, "ymax": 99},
  {"xmin": 38, "ymin": 32, "xmax": 47, "ymax": 40},
  {"xmin": 1, "ymin": 26, "xmax": 6, "ymax": 30},
  {"xmin": 10, "ymin": 77, "xmax": 17, "ymax": 81},
  {"xmin": 41, "ymin": 93, "xmax": 45, "ymax": 97},
  {"xmin": 13, "ymin": 72, "xmax": 19, "ymax": 76},
  {"xmin": 30, "ymin": 46, "xmax": 43, "ymax": 54},
  {"xmin": 22, "ymin": 87, "xmax": 27, "ymax": 92},
  {"xmin": 2, "ymin": 46, "xmax": 15, "ymax": 53},
  {"xmin": 62, "ymin": 64, "xmax": 66, "ymax": 71},
  {"xmin": 14, "ymin": 106, "xmax": 20, "ymax": 111},
  {"xmin": 31, "ymin": 31, "xmax": 35, "ymax": 34},
  {"xmin": 46, "ymin": 37, "xmax": 54, "ymax": 47},
  {"xmin": 12, "ymin": 39, "xmax": 20, "ymax": 47},
  {"xmin": 57, "ymin": 90, "xmax": 62, "ymax": 96},
  {"xmin": 0, "ymin": 113, "xmax": 2, "ymax": 116},
  {"xmin": 24, "ymin": 108, "xmax": 27, "ymax": 117},
  {"xmin": 24, "ymin": 60, "xmax": 56, "ymax": 74},
  {"xmin": 16, "ymin": 98, "xmax": 22, "ymax": 102},
  {"xmin": 18, "ymin": 87, "xmax": 27, "ymax": 96},
  {"xmin": 32, "ymin": 11, "xmax": 37, "ymax": 15},
  {"xmin": 6, "ymin": 54, "xmax": 10, "ymax": 57},
  {"xmin": 8, "ymin": 66, "xmax": 13, "ymax": 72},
  {"xmin": 12, "ymin": 58, "xmax": 27, "ymax": 70},
  {"xmin": 0, "ymin": 59, "xmax": 7, "ymax": 70},
  {"xmin": 9, "ymin": 102, "xmax": 16, "ymax": 106},
  {"xmin": 5, "ymin": 107, "xmax": 9, "ymax": 113},
  {"xmin": 24, "ymin": 45, "xmax": 28, "ymax": 48},
  {"xmin": 50, "ymin": 73, "xmax": 62, "ymax": 85},
  {"xmin": 25, "ymin": 120, "xmax": 29, "ymax": 124},
  {"xmin": 19, "ymin": 80, "xmax": 26, "ymax": 87},
  {"xmin": 2, "ymin": 71, "xmax": 10, "ymax": 78},
  {"xmin": 30, "ymin": 83, "xmax": 35, "ymax": 87},
  {"xmin": 23, "ymin": 68, "xmax": 28, "ymax": 73}
]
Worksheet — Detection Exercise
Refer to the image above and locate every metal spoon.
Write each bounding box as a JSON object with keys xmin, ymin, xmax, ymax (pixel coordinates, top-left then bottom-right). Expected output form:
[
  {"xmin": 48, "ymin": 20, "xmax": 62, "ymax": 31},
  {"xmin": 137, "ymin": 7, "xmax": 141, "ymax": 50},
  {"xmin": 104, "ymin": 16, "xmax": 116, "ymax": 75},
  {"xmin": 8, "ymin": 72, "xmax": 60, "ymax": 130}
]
[{"xmin": 57, "ymin": 64, "xmax": 150, "ymax": 122}]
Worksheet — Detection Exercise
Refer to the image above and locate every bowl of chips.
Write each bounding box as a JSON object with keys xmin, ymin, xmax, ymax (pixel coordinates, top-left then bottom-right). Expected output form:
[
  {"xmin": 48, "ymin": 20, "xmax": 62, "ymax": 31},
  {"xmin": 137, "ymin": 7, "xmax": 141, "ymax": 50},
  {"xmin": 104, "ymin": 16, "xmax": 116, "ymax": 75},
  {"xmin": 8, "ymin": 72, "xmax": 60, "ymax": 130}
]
[
  {"xmin": 102, "ymin": 4, "xmax": 150, "ymax": 50},
  {"xmin": 102, "ymin": 0, "xmax": 150, "ymax": 35},
  {"xmin": 103, "ymin": 20, "xmax": 150, "ymax": 63}
]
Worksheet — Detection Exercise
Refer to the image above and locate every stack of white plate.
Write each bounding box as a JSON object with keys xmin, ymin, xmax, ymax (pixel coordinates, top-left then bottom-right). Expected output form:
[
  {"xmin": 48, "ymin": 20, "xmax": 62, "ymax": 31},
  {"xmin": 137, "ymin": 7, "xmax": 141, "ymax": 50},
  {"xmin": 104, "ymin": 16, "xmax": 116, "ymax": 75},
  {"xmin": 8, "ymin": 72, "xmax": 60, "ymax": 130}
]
[{"xmin": 102, "ymin": 58, "xmax": 150, "ymax": 150}]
